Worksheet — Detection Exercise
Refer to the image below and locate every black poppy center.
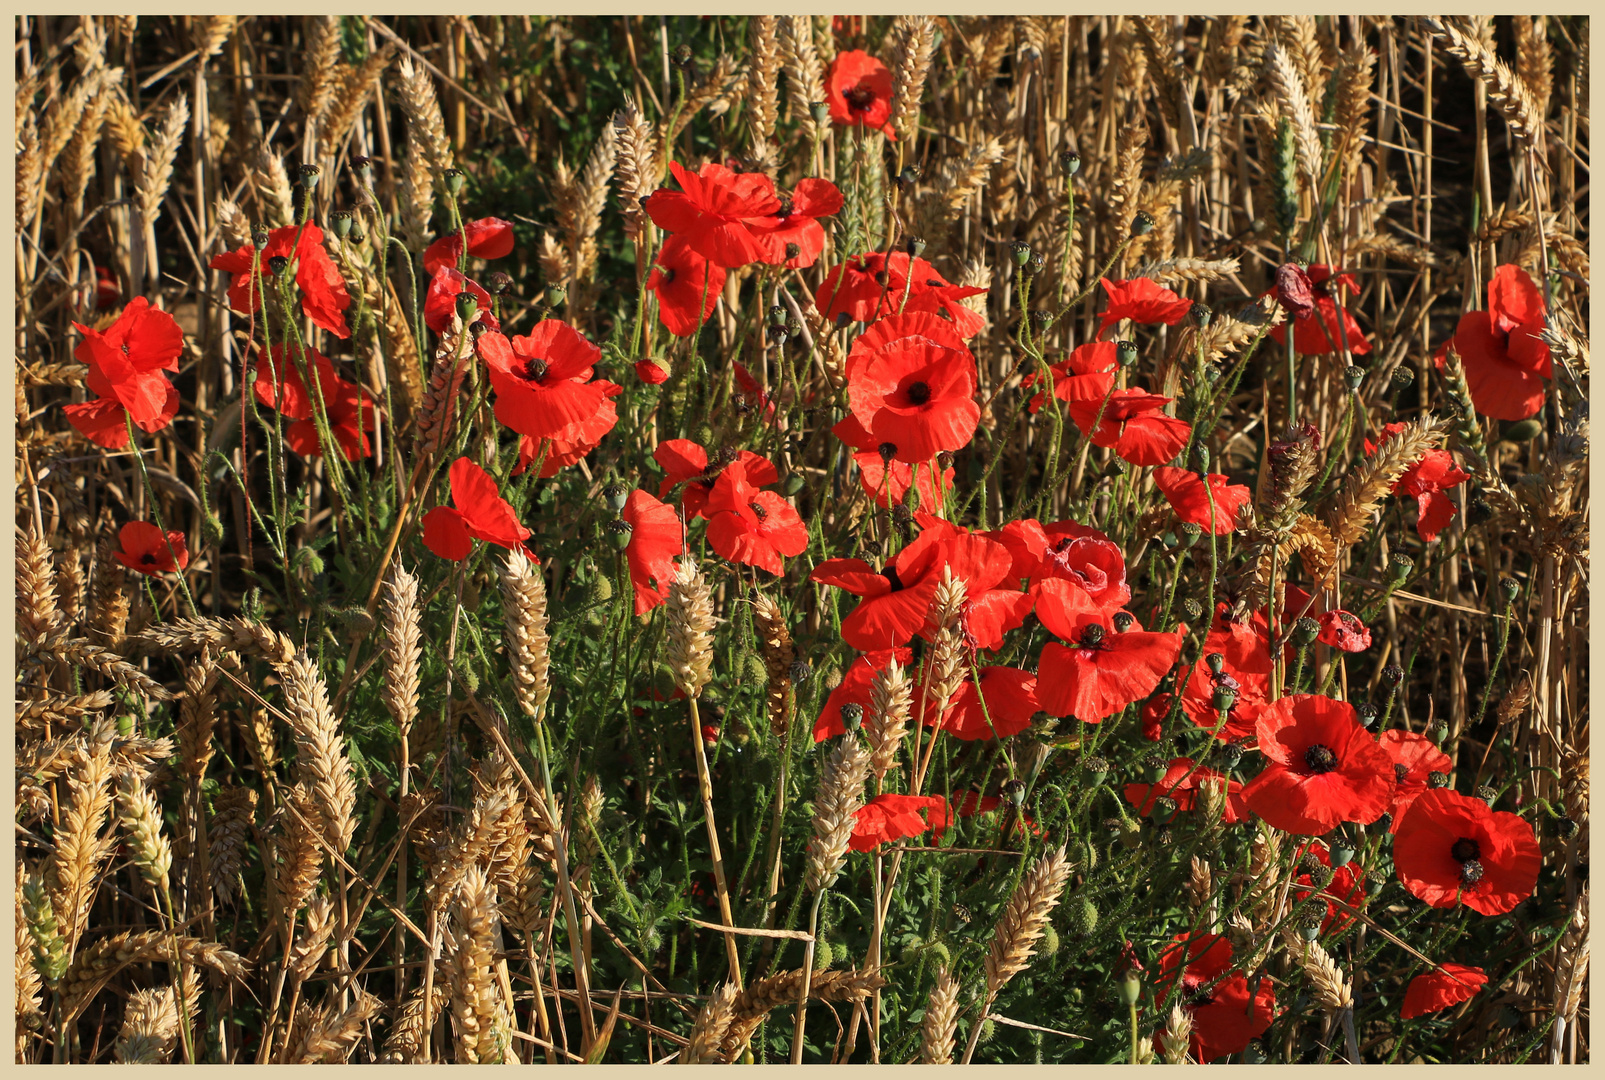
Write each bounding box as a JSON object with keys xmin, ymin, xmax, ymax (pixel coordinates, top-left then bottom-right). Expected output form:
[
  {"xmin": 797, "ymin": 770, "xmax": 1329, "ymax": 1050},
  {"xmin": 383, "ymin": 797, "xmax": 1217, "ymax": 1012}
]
[
  {"xmin": 906, "ymin": 381, "xmax": 932, "ymax": 405},
  {"xmin": 882, "ymin": 565, "xmax": 906, "ymax": 592},
  {"xmin": 140, "ymin": 553, "xmax": 157, "ymax": 565},
  {"xmin": 1395, "ymin": 764, "xmax": 1409, "ymax": 783},
  {"xmin": 657, "ymin": 266, "xmax": 676, "ymax": 285},
  {"xmin": 844, "ymin": 85, "xmax": 876, "ymax": 113},
  {"xmin": 748, "ymin": 501, "xmax": 768, "ymax": 521},
  {"xmin": 1304, "ymin": 744, "xmax": 1339, "ymax": 773},
  {"xmin": 1079, "ymin": 623, "xmax": 1106, "ymax": 648},
  {"xmin": 523, "ymin": 358, "xmax": 549, "ymax": 384},
  {"xmin": 1451, "ymin": 837, "xmax": 1482, "ymax": 863}
]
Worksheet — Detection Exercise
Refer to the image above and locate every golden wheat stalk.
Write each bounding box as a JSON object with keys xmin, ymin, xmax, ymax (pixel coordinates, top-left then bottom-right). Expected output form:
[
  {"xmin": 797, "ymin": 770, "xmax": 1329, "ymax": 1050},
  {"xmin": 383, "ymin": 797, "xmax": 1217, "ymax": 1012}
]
[
  {"xmin": 920, "ymin": 965, "xmax": 960, "ymax": 1064},
  {"xmin": 780, "ymin": 15, "xmax": 826, "ymax": 141},
  {"xmin": 867, "ymin": 659, "xmax": 914, "ymax": 781},
  {"xmin": 395, "ymin": 55, "xmax": 453, "ymax": 175},
  {"xmin": 207, "ymin": 787, "xmax": 257, "ymax": 906},
  {"xmin": 1160, "ymin": 1003, "xmax": 1193, "ymax": 1064},
  {"xmin": 318, "ymin": 45, "xmax": 397, "ymax": 158},
  {"xmin": 280, "ymin": 653, "xmax": 358, "ymax": 854},
  {"xmin": 381, "ymin": 564, "xmax": 422, "ymax": 737},
  {"xmin": 114, "ymin": 967, "xmax": 201, "ymax": 1064},
  {"xmin": 1424, "ymin": 16, "xmax": 1545, "ymax": 151},
  {"xmin": 299, "ymin": 16, "xmax": 343, "ymax": 128},
  {"xmin": 116, "ymin": 770, "xmax": 174, "ymax": 891},
  {"xmin": 611, "ymin": 99, "xmax": 657, "ymax": 242},
  {"xmin": 1325, "ymin": 415, "xmax": 1444, "ymax": 549},
  {"xmin": 888, "ymin": 15, "xmax": 937, "ymax": 146},
  {"xmin": 287, "ymin": 990, "xmax": 381, "ymax": 1063},
  {"xmin": 683, "ymin": 982, "xmax": 739, "ymax": 1064},
  {"xmin": 134, "ymin": 90, "xmax": 188, "ymax": 238},
  {"xmin": 445, "ymin": 865, "xmax": 514, "ymax": 1064},
  {"xmin": 59, "ymin": 931, "xmax": 247, "ymax": 1023},
  {"xmin": 751, "ymin": 592, "xmax": 795, "ymax": 738},
  {"xmin": 666, "ymin": 558, "xmax": 717, "ymax": 699},
  {"xmin": 804, "ymin": 735, "xmax": 871, "ymax": 895},
  {"xmin": 138, "ymin": 615, "xmax": 299, "ymax": 665},
  {"xmin": 746, "ymin": 16, "xmax": 781, "ymax": 151},
  {"xmin": 983, "ymin": 845, "xmax": 1072, "ymax": 997},
  {"xmin": 1262, "ymin": 42, "xmax": 1322, "ymax": 185}
]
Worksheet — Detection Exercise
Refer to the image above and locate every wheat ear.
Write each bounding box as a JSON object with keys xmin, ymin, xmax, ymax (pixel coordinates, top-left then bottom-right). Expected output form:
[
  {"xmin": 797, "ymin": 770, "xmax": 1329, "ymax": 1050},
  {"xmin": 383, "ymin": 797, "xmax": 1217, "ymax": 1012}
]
[
  {"xmin": 919, "ymin": 966, "xmax": 960, "ymax": 1063},
  {"xmin": 1424, "ymin": 17, "xmax": 1545, "ymax": 151},
  {"xmin": 683, "ymin": 982, "xmax": 739, "ymax": 1064},
  {"xmin": 1325, "ymin": 415, "xmax": 1444, "ymax": 549},
  {"xmin": 500, "ymin": 549, "xmax": 552, "ymax": 719}
]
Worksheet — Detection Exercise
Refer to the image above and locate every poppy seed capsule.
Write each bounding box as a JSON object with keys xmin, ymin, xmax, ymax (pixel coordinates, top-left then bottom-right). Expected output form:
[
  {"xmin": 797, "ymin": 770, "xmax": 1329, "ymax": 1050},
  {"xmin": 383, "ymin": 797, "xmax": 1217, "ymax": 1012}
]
[
  {"xmin": 545, "ymin": 285, "xmax": 567, "ymax": 308},
  {"xmin": 1466, "ymin": 496, "xmax": 1494, "ymax": 526},
  {"xmin": 1008, "ymin": 240, "xmax": 1033, "ymax": 267},
  {"xmin": 455, "ymin": 293, "xmax": 479, "ymax": 321},
  {"xmin": 1390, "ymin": 553, "xmax": 1414, "ymax": 582},
  {"xmin": 268, "ymin": 255, "xmax": 290, "ymax": 276},
  {"xmin": 905, "ymin": 236, "xmax": 926, "ymax": 257},
  {"xmin": 1119, "ymin": 968, "xmax": 1142, "ymax": 1005},
  {"xmin": 811, "ymin": 101, "xmax": 830, "ymax": 125},
  {"xmin": 877, "ymin": 442, "xmax": 897, "ymax": 463},
  {"xmin": 1112, "ymin": 611, "xmax": 1134, "ymax": 633},
  {"xmin": 1500, "ymin": 576, "xmax": 1521, "ymax": 604},
  {"xmin": 1552, "ymin": 815, "xmax": 1580, "ymax": 839},
  {"xmin": 1181, "ymin": 598, "xmax": 1203, "ymax": 621},
  {"xmin": 672, "ymin": 43, "xmax": 693, "ymax": 67},
  {"xmin": 1002, "ymin": 779, "xmax": 1026, "ymax": 806},
  {"xmin": 253, "ymin": 228, "xmax": 270, "ymax": 248},
  {"xmin": 1382, "ymin": 664, "xmax": 1405, "ymax": 688},
  {"xmin": 607, "ymin": 518, "xmax": 633, "ymax": 549},
  {"xmin": 348, "ymin": 228, "xmax": 365, "ymax": 244},
  {"xmin": 839, "ymin": 702, "xmax": 864, "ymax": 732},
  {"xmin": 1206, "ymin": 652, "xmax": 1225, "ymax": 675},
  {"xmin": 1427, "ymin": 770, "xmax": 1450, "ymax": 789},
  {"xmin": 1030, "ymin": 310, "xmax": 1051, "ymax": 331},
  {"xmin": 1116, "ymin": 340, "xmax": 1139, "ymax": 367},
  {"xmin": 768, "ymin": 304, "xmax": 787, "ymax": 327},
  {"xmin": 296, "ymin": 162, "xmax": 321, "ymax": 188},
  {"xmin": 1345, "ymin": 365, "xmax": 1366, "ymax": 391},
  {"xmin": 1085, "ymin": 756, "xmax": 1110, "ymax": 784},
  {"xmin": 1212, "ymin": 685, "xmax": 1237, "ymax": 712},
  {"xmin": 1178, "ymin": 521, "xmax": 1201, "ymax": 547},
  {"xmin": 1190, "ymin": 302, "xmax": 1213, "ymax": 328},
  {"xmin": 1429, "ymin": 722, "xmax": 1449, "ymax": 745},
  {"xmin": 785, "ymin": 242, "xmax": 801, "ymax": 260},
  {"xmin": 602, "ymin": 483, "xmax": 628, "ymax": 513},
  {"xmin": 1355, "ymin": 703, "xmax": 1379, "ymax": 729},
  {"xmin": 1060, "ymin": 150, "xmax": 1081, "ymax": 175},
  {"xmin": 1294, "ymin": 617, "xmax": 1320, "ymax": 645},
  {"xmin": 1216, "ymin": 741, "xmax": 1244, "ymax": 770},
  {"xmin": 330, "ymin": 210, "xmax": 354, "ymax": 238},
  {"xmin": 1028, "ymin": 249, "xmax": 1046, "ymax": 274},
  {"xmin": 1390, "ymin": 365, "xmax": 1416, "ymax": 390},
  {"xmin": 1130, "ymin": 211, "xmax": 1155, "ymax": 237},
  {"xmin": 443, "ymin": 168, "xmax": 465, "ymax": 195},
  {"xmin": 1152, "ymin": 795, "xmax": 1179, "ymax": 823},
  {"xmin": 1329, "ymin": 844, "xmax": 1356, "ymax": 867},
  {"xmin": 1080, "ymin": 623, "xmax": 1106, "ymax": 647},
  {"xmin": 788, "ymin": 659, "xmax": 811, "ymax": 683},
  {"xmin": 486, "ymin": 272, "xmax": 512, "ymax": 295},
  {"xmin": 1475, "ymin": 784, "xmax": 1498, "ymax": 804}
]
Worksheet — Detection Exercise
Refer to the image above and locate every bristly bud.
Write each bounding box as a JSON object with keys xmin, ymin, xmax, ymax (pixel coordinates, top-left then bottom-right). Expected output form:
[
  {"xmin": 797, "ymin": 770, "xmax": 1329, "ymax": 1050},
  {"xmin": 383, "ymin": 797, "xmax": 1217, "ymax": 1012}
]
[
  {"xmin": 1008, "ymin": 240, "xmax": 1032, "ymax": 267},
  {"xmin": 455, "ymin": 292, "xmax": 479, "ymax": 321},
  {"xmin": 1130, "ymin": 211, "xmax": 1155, "ymax": 237},
  {"xmin": 1344, "ymin": 365, "xmax": 1366, "ymax": 391},
  {"xmin": 1060, "ymin": 150, "xmax": 1081, "ymax": 176},
  {"xmin": 1500, "ymin": 576, "xmax": 1521, "ymax": 605},
  {"xmin": 442, "ymin": 167, "xmax": 465, "ymax": 195},
  {"xmin": 1116, "ymin": 340, "xmax": 1139, "ymax": 368},
  {"xmin": 1389, "ymin": 553, "xmax": 1414, "ymax": 583},
  {"xmin": 1382, "ymin": 664, "xmax": 1405, "ymax": 688},
  {"xmin": 545, "ymin": 285, "xmax": 567, "ymax": 308},
  {"xmin": 1293, "ymin": 617, "xmax": 1320, "ymax": 645},
  {"xmin": 839, "ymin": 702, "xmax": 864, "ymax": 733},
  {"xmin": 1112, "ymin": 612, "xmax": 1134, "ymax": 633},
  {"xmin": 330, "ymin": 210, "xmax": 354, "ymax": 238},
  {"xmin": 486, "ymin": 271, "xmax": 512, "ymax": 295}
]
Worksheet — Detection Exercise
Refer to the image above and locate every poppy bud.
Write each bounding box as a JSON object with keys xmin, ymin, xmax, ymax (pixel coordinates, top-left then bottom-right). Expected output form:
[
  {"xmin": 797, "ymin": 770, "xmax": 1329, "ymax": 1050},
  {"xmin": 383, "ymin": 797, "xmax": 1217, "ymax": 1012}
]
[
  {"xmin": 1344, "ymin": 365, "xmax": 1366, "ymax": 391},
  {"xmin": 297, "ymin": 162, "xmax": 321, "ymax": 189},
  {"xmin": 546, "ymin": 285, "xmax": 567, "ymax": 308},
  {"xmin": 1382, "ymin": 664, "xmax": 1404, "ymax": 688},
  {"xmin": 268, "ymin": 255, "xmax": 290, "ymax": 277},
  {"xmin": 1390, "ymin": 365, "xmax": 1416, "ymax": 391},
  {"xmin": 905, "ymin": 236, "xmax": 926, "ymax": 258},
  {"xmin": 1118, "ymin": 967, "xmax": 1143, "ymax": 1005},
  {"xmin": 1178, "ymin": 521, "xmax": 1201, "ymax": 548},
  {"xmin": 1500, "ymin": 576, "xmax": 1520, "ymax": 605},
  {"xmin": 1193, "ymin": 442, "xmax": 1210, "ymax": 468},
  {"xmin": 585, "ymin": 572, "xmax": 613, "ymax": 604},
  {"xmin": 486, "ymin": 272, "xmax": 512, "ymax": 296},
  {"xmin": 442, "ymin": 168, "xmax": 465, "ymax": 196},
  {"xmin": 839, "ymin": 702, "xmax": 864, "ymax": 732},
  {"xmin": 1008, "ymin": 240, "xmax": 1033, "ymax": 268},
  {"xmin": 1130, "ymin": 211, "xmax": 1155, "ymax": 237},
  {"xmin": 607, "ymin": 518, "xmax": 633, "ymax": 550},
  {"xmin": 1389, "ymin": 553, "xmax": 1414, "ymax": 583},
  {"xmin": 1112, "ymin": 612, "xmax": 1134, "ymax": 633},
  {"xmin": 1060, "ymin": 150, "xmax": 1081, "ymax": 176},
  {"xmin": 1068, "ymin": 895, "xmax": 1099, "ymax": 937},
  {"xmin": 1116, "ymin": 340, "xmax": 1139, "ymax": 368},
  {"xmin": 1181, "ymin": 598, "xmax": 1203, "ymax": 621},
  {"xmin": 1293, "ymin": 617, "xmax": 1320, "ymax": 645},
  {"xmin": 782, "ymin": 472, "xmax": 805, "ymax": 496},
  {"xmin": 788, "ymin": 659, "xmax": 812, "ymax": 683},
  {"xmin": 1085, "ymin": 756, "xmax": 1109, "ymax": 785},
  {"xmin": 330, "ymin": 210, "xmax": 354, "ymax": 238},
  {"xmin": 1355, "ymin": 702, "xmax": 1379, "ymax": 729},
  {"xmin": 877, "ymin": 442, "xmax": 897, "ymax": 463},
  {"xmin": 1205, "ymin": 652, "xmax": 1225, "ymax": 675},
  {"xmin": 1080, "ymin": 623, "xmax": 1105, "ymax": 647}
]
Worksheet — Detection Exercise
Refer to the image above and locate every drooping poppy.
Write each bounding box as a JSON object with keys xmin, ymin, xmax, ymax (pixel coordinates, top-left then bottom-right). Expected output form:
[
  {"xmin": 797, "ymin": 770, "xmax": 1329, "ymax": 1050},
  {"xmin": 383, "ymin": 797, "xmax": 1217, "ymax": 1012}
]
[
  {"xmin": 620, "ymin": 489, "xmax": 689, "ymax": 616},
  {"xmin": 1124, "ymin": 758, "xmax": 1248, "ymax": 822},
  {"xmin": 703, "ymin": 460, "xmax": 810, "ymax": 575},
  {"xmin": 421, "ymin": 457, "xmax": 536, "ymax": 562},
  {"xmin": 642, "ymin": 160, "xmax": 781, "ymax": 269},
  {"xmin": 1364, "ymin": 421, "xmax": 1472, "ymax": 542},
  {"xmin": 1241, "ymin": 694, "xmax": 1396, "ymax": 834},
  {"xmin": 844, "ymin": 312, "xmax": 980, "ymax": 463},
  {"xmin": 1394, "ymin": 788, "xmax": 1542, "ymax": 916},
  {"xmin": 252, "ymin": 344, "xmax": 377, "ymax": 461},
  {"xmin": 423, "ymin": 266, "xmax": 500, "ymax": 335},
  {"xmin": 825, "ymin": 50, "xmax": 896, "ymax": 138},
  {"xmin": 921, "ymin": 666, "xmax": 1039, "ymax": 741},
  {"xmin": 1378, "ymin": 729, "xmax": 1453, "ymax": 831},
  {"xmin": 512, "ymin": 380, "xmax": 622, "ymax": 478},
  {"xmin": 1069, "ymin": 389, "xmax": 1190, "ymax": 467},
  {"xmin": 754, "ymin": 178, "xmax": 844, "ymax": 268},
  {"xmin": 832, "ymin": 415, "xmax": 953, "ymax": 510},
  {"xmin": 732, "ymin": 361, "xmax": 776, "ymax": 418},
  {"xmin": 64, "ymin": 297, "xmax": 184, "ymax": 448},
  {"xmin": 1317, "ymin": 609, "xmax": 1372, "ymax": 652},
  {"xmin": 480, "ymin": 322, "xmax": 609, "ymax": 442},
  {"xmin": 1267, "ymin": 265, "xmax": 1370, "ymax": 356},
  {"xmin": 1035, "ymin": 613, "xmax": 1184, "ymax": 723},
  {"xmin": 635, "ymin": 357, "xmax": 672, "ymax": 385},
  {"xmin": 653, "ymin": 440, "xmax": 779, "ymax": 521},
  {"xmin": 1024, "ymin": 342, "xmax": 1119, "ymax": 413},
  {"xmin": 1400, "ymin": 964, "xmax": 1488, "ymax": 1020},
  {"xmin": 1433, "ymin": 264, "xmax": 1551, "ymax": 421},
  {"xmin": 849, "ymin": 793, "xmax": 949, "ymax": 851},
  {"xmin": 1156, "ymin": 933, "xmax": 1276, "ymax": 1063},
  {"xmin": 813, "ymin": 647, "xmax": 915, "ymax": 742},
  {"xmin": 422, "ymin": 217, "xmax": 515, "ymax": 277},
  {"xmin": 1151, "ymin": 467, "xmax": 1253, "ymax": 536},
  {"xmin": 646, "ymin": 234, "xmax": 727, "ymax": 337},
  {"xmin": 209, "ymin": 223, "xmax": 352, "ymax": 338},
  {"xmin": 113, "ymin": 521, "xmax": 189, "ymax": 576},
  {"xmin": 1097, "ymin": 277, "xmax": 1193, "ymax": 339}
]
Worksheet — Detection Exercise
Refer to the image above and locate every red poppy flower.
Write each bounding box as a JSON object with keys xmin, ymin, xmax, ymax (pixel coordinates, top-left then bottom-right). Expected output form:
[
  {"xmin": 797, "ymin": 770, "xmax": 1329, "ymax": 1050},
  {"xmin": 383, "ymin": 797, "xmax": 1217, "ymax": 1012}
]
[
  {"xmin": 635, "ymin": 357, "xmax": 672, "ymax": 385},
  {"xmin": 1180, "ymin": 610, "xmax": 1273, "ymax": 742},
  {"xmin": 1097, "ymin": 277, "xmax": 1193, "ymax": 339},
  {"xmin": 826, "ymin": 50, "xmax": 896, "ymax": 138},
  {"xmin": 1069, "ymin": 389, "xmax": 1190, "ymax": 467},
  {"xmin": 1125, "ymin": 758, "xmax": 1248, "ymax": 822},
  {"xmin": 423, "ymin": 267, "xmax": 500, "ymax": 335},
  {"xmin": 512, "ymin": 380, "xmax": 622, "ymax": 478},
  {"xmin": 1433, "ymin": 264, "xmax": 1551, "ymax": 421},
  {"xmin": 732, "ymin": 361, "xmax": 776, "ymax": 418},
  {"xmin": 1024, "ymin": 342, "xmax": 1119, "ymax": 413},
  {"xmin": 919, "ymin": 666, "xmax": 1039, "ymax": 740},
  {"xmin": 1241, "ymin": 694, "xmax": 1395, "ymax": 834},
  {"xmin": 421, "ymin": 458, "xmax": 535, "ymax": 562},
  {"xmin": 1394, "ymin": 788, "xmax": 1541, "ymax": 916},
  {"xmin": 643, "ymin": 160, "xmax": 781, "ymax": 269},
  {"xmin": 1378, "ymin": 729, "xmax": 1453, "ymax": 830},
  {"xmin": 1152, "ymin": 467, "xmax": 1252, "ymax": 536},
  {"xmin": 621, "ymin": 489, "xmax": 689, "ymax": 615},
  {"xmin": 113, "ymin": 521, "xmax": 189, "ymax": 576},
  {"xmin": 994, "ymin": 519, "xmax": 1129, "ymax": 608},
  {"xmin": 210, "ymin": 223, "xmax": 351, "ymax": 339},
  {"xmin": 64, "ymin": 297, "xmax": 184, "ymax": 448},
  {"xmin": 850, "ymin": 793, "xmax": 949, "ymax": 851},
  {"xmin": 754, "ymin": 179, "xmax": 844, "ymax": 268},
  {"xmin": 1157, "ymin": 933, "xmax": 1276, "ymax": 1063},
  {"xmin": 253, "ymin": 344, "xmax": 377, "ymax": 461},
  {"xmin": 1267, "ymin": 265, "xmax": 1370, "ymax": 356},
  {"xmin": 653, "ymin": 440, "xmax": 778, "ymax": 520},
  {"xmin": 1290, "ymin": 839, "xmax": 1368, "ymax": 933},
  {"xmin": 1364, "ymin": 422, "xmax": 1472, "ymax": 542},
  {"xmin": 1035, "ymin": 606, "xmax": 1184, "ymax": 723},
  {"xmin": 704, "ymin": 461, "xmax": 809, "ymax": 575},
  {"xmin": 813, "ymin": 648, "xmax": 914, "ymax": 741},
  {"xmin": 1400, "ymin": 964, "xmax": 1488, "ymax": 1020},
  {"xmin": 480, "ymin": 322, "xmax": 610, "ymax": 441},
  {"xmin": 902, "ymin": 517, "xmax": 1035, "ymax": 650},
  {"xmin": 422, "ymin": 217, "xmax": 515, "ymax": 277},
  {"xmin": 1273, "ymin": 262, "xmax": 1316, "ymax": 319},
  {"xmin": 1317, "ymin": 610, "xmax": 1371, "ymax": 652},
  {"xmin": 832, "ymin": 414, "xmax": 953, "ymax": 510},
  {"xmin": 845, "ymin": 312, "xmax": 980, "ymax": 463},
  {"xmin": 815, "ymin": 252, "xmax": 987, "ymax": 337},
  {"xmin": 646, "ymin": 235, "xmax": 727, "ymax": 337},
  {"xmin": 93, "ymin": 264, "xmax": 119, "ymax": 309}
]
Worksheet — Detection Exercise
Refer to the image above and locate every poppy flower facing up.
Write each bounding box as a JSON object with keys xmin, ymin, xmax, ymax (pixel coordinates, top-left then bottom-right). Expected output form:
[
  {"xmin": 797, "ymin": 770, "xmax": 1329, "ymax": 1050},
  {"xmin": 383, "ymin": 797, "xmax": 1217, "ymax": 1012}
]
[
  {"xmin": 1124, "ymin": 758, "xmax": 1248, "ymax": 822},
  {"xmin": 833, "ymin": 415, "xmax": 953, "ymax": 510},
  {"xmin": 210, "ymin": 223, "xmax": 352, "ymax": 338},
  {"xmin": 114, "ymin": 521, "xmax": 189, "ymax": 576},
  {"xmin": 1317, "ymin": 610, "xmax": 1372, "ymax": 653},
  {"xmin": 1023, "ymin": 342, "xmax": 1119, "ymax": 413},
  {"xmin": 512, "ymin": 379, "xmax": 622, "ymax": 478},
  {"xmin": 1434, "ymin": 264, "xmax": 1552, "ymax": 421},
  {"xmin": 1394, "ymin": 788, "xmax": 1541, "ymax": 916},
  {"xmin": 1034, "ymin": 605, "xmax": 1184, "ymax": 723},
  {"xmin": 646, "ymin": 235, "xmax": 727, "ymax": 337},
  {"xmin": 1378, "ymin": 729, "xmax": 1453, "ymax": 830},
  {"xmin": 1096, "ymin": 277, "xmax": 1193, "ymax": 339},
  {"xmin": 64, "ymin": 297, "xmax": 184, "ymax": 448},
  {"xmin": 844, "ymin": 312, "xmax": 980, "ymax": 464},
  {"xmin": 480, "ymin": 322, "xmax": 610, "ymax": 442},
  {"xmin": 703, "ymin": 460, "xmax": 810, "ymax": 575},
  {"xmin": 1400, "ymin": 964, "xmax": 1488, "ymax": 1020},
  {"xmin": 1069, "ymin": 389, "xmax": 1190, "ymax": 467},
  {"xmin": 1157, "ymin": 933, "xmax": 1276, "ymax": 1063},
  {"xmin": 620, "ymin": 489, "xmax": 689, "ymax": 616},
  {"xmin": 643, "ymin": 161, "xmax": 781, "ymax": 268},
  {"xmin": 921, "ymin": 666, "xmax": 1039, "ymax": 741},
  {"xmin": 1364, "ymin": 422, "xmax": 1472, "ymax": 542},
  {"xmin": 1242, "ymin": 694, "xmax": 1395, "ymax": 834},
  {"xmin": 754, "ymin": 178, "xmax": 844, "ymax": 268},
  {"xmin": 422, "ymin": 217, "xmax": 515, "ymax": 277},
  {"xmin": 253, "ymin": 344, "xmax": 377, "ymax": 461},
  {"xmin": 1151, "ymin": 468, "xmax": 1253, "ymax": 535},
  {"xmin": 849, "ymin": 794, "xmax": 949, "ymax": 851},
  {"xmin": 421, "ymin": 458, "xmax": 536, "ymax": 562},
  {"xmin": 825, "ymin": 50, "xmax": 896, "ymax": 138},
  {"xmin": 812, "ymin": 648, "xmax": 915, "ymax": 741},
  {"xmin": 423, "ymin": 267, "xmax": 500, "ymax": 335},
  {"xmin": 1267, "ymin": 265, "xmax": 1370, "ymax": 356}
]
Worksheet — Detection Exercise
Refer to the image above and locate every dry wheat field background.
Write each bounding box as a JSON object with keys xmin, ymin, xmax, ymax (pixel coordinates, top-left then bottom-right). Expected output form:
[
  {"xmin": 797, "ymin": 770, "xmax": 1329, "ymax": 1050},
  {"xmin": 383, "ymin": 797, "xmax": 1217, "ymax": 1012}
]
[{"xmin": 12, "ymin": 13, "xmax": 1590, "ymax": 1065}]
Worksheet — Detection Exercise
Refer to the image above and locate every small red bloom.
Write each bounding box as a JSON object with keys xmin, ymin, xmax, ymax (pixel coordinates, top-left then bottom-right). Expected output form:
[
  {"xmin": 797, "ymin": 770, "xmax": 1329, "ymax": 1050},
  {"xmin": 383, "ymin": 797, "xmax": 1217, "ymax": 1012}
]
[
  {"xmin": 813, "ymin": 648, "xmax": 915, "ymax": 742},
  {"xmin": 1317, "ymin": 610, "xmax": 1371, "ymax": 653},
  {"xmin": 845, "ymin": 312, "xmax": 980, "ymax": 463},
  {"xmin": 653, "ymin": 440, "xmax": 778, "ymax": 521},
  {"xmin": 921, "ymin": 666, "xmax": 1039, "ymax": 741},
  {"xmin": 704, "ymin": 460, "xmax": 810, "ymax": 575},
  {"xmin": 643, "ymin": 161, "xmax": 781, "ymax": 269},
  {"xmin": 210, "ymin": 223, "xmax": 351, "ymax": 338},
  {"xmin": 1157, "ymin": 934, "xmax": 1276, "ymax": 1063},
  {"xmin": 1267, "ymin": 265, "xmax": 1370, "ymax": 356},
  {"xmin": 621, "ymin": 490, "xmax": 689, "ymax": 616},
  {"xmin": 114, "ymin": 521, "xmax": 189, "ymax": 576},
  {"xmin": 1364, "ymin": 422, "xmax": 1472, "ymax": 542},
  {"xmin": 1097, "ymin": 277, "xmax": 1193, "ymax": 339},
  {"xmin": 1400, "ymin": 964, "xmax": 1488, "ymax": 1020},
  {"xmin": 1024, "ymin": 342, "xmax": 1119, "ymax": 413},
  {"xmin": 646, "ymin": 235, "xmax": 727, "ymax": 336},
  {"xmin": 480, "ymin": 322, "xmax": 609, "ymax": 441},
  {"xmin": 1394, "ymin": 788, "xmax": 1541, "ymax": 916},
  {"xmin": 423, "ymin": 217, "xmax": 515, "ymax": 277},
  {"xmin": 635, "ymin": 357, "xmax": 672, "ymax": 385},
  {"xmin": 754, "ymin": 179, "xmax": 844, "ymax": 268},
  {"xmin": 1151, "ymin": 467, "xmax": 1252, "ymax": 535},
  {"xmin": 832, "ymin": 414, "xmax": 953, "ymax": 511},
  {"xmin": 1035, "ymin": 608, "xmax": 1184, "ymax": 723},
  {"xmin": 1378, "ymin": 729, "xmax": 1453, "ymax": 830},
  {"xmin": 424, "ymin": 267, "xmax": 499, "ymax": 335},
  {"xmin": 1241, "ymin": 694, "xmax": 1396, "ymax": 834},
  {"xmin": 421, "ymin": 458, "xmax": 535, "ymax": 562},
  {"xmin": 850, "ymin": 794, "xmax": 949, "ymax": 851},
  {"xmin": 1124, "ymin": 758, "xmax": 1248, "ymax": 822},
  {"xmin": 1180, "ymin": 609, "xmax": 1272, "ymax": 742},
  {"xmin": 826, "ymin": 50, "xmax": 895, "ymax": 138},
  {"xmin": 1069, "ymin": 389, "xmax": 1190, "ymax": 467},
  {"xmin": 253, "ymin": 344, "xmax": 377, "ymax": 460},
  {"xmin": 512, "ymin": 380, "xmax": 622, "ymax": 478},
  {"xmin": 64, "ymin": 297, "xmax": 184, "ymax": 448},
  {"xmin": 1433, "ymin": 264, "xmax": 1551, "ymax": 421}
]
